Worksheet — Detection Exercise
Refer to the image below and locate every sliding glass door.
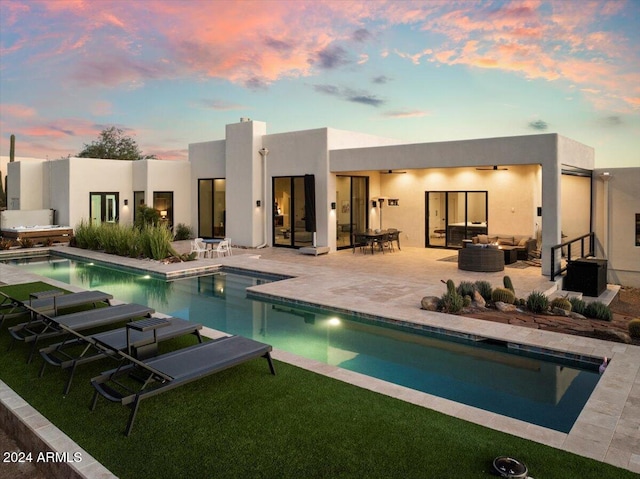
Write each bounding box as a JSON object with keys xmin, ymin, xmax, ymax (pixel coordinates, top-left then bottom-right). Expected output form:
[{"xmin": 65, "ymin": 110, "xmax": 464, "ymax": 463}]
[
  {"xmin": 273, "ymin": 176, "xmax": 314, "ymax": 248},
  {"xmin": 336, "ymin": 175, "xmax": 368, "ymax": 250},
  {"xmin": 426, "ymin": 191, "xmax": 487, "ymax": 248}
]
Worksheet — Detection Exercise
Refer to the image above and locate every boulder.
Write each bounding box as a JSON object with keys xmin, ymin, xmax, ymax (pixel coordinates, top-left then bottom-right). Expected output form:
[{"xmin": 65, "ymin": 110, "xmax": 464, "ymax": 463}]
[
  {"xmin": 472, "ymin": 290, "xmax": 486, "ymax": 308},
  {"xmin": 495, "ymin": 301, "xmax": 517, "ymax": 312},
  {"xmin": 551, "ymin": 307, "xmax": 570, "ymax": 317},
  {"xmin": 421, "ymin": 296, "xmax": 440, "ymax": 311},
  {"xmin": 592, "ymin": 329, "xmax": 631, "ymax": 344},
  {"xmin": 569, "ymin": 312, "xmax": 587, "ymax": 320}
]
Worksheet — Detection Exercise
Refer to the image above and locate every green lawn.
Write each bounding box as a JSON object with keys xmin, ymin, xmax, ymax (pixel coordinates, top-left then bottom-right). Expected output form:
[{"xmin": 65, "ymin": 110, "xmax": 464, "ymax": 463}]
[{"xmin": 0, "ymin": 283, "xmax": 634, "ymax": 479}]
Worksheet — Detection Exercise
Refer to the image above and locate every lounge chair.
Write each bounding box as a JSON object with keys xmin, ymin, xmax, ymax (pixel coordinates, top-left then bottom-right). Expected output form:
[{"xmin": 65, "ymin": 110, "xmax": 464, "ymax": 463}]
[
  {"xmin": 39, "ymin": 317, "xmax": 203, "ymax": 394},
  {"xmin": 8, "ymin": 303, "xmax": 154, "ymax": 363},
  {"xmin": 90, "ymin": 335, "xmax": 275, "ymax": 436},
  {"xmin": 0, "ymin": 289, "xmax": 113, "ymax": 328}
]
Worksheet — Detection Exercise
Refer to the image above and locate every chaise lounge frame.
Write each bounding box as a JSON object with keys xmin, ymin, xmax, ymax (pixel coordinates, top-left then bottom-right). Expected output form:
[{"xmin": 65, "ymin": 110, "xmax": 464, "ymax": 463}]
[
  {"xmin": 39, "ymin": 316, "xmax": 203, "ymax": 394},
  {"xmin": 90, "ymin": 335, "xmax": 276, "ymax": 436}
]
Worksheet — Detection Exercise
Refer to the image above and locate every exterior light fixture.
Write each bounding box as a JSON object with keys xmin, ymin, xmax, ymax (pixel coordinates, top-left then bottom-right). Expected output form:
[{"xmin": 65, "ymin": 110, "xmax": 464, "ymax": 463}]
[
  {"xmin": 160, "ymin": 210, "xmax": 168, "ymax": 218},
  {"xmin": 371, "ymin": 200, "xmax": 377, "ymax": 208},
  {"xmin": 124, "ymin": 199, "xmax": 128, "ymax": 206},
  {"xmin": 331, "ymin": 202, "xmax": 336, "ymax": 210},
  {"xmin": 256, "ymin": 200, "xmax": 261, "ymax": 207}
]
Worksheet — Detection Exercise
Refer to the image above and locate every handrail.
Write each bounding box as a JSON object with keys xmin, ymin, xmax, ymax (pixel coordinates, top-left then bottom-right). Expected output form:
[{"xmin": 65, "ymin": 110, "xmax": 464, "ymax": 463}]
[{"xmin": 550, "ymin": 232, "xmax": 595, "ymax": 281}]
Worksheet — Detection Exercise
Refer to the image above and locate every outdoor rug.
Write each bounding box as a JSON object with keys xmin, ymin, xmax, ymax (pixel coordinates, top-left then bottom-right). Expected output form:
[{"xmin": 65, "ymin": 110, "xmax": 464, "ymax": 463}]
[{"xmin": 437, "ymin": 255, "xmax": 459, "ymax": 262}]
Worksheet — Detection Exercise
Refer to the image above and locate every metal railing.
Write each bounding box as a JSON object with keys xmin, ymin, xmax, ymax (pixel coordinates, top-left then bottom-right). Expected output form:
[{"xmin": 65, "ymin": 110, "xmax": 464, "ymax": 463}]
[{"xmin": 550, "ymin": 232, "xmax": 595, "ymax": 281}]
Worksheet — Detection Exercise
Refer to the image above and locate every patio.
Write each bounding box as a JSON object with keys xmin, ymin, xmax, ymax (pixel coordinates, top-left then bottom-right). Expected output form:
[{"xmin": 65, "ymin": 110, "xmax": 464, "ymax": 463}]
[{"xmin": 0, "ymin": 243, "xmax": 638, "ymax": 476}]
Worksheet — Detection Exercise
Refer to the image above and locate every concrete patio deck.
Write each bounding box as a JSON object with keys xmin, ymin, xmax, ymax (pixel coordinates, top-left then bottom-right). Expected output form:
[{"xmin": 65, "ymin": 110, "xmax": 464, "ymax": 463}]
[{"xmin": 0, "ymin": 244, "xmax": 638, "ymax": 476}]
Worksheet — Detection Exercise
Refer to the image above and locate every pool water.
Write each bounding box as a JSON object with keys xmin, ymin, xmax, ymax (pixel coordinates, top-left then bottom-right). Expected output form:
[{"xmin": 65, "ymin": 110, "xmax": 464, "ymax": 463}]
[{"xmin": 3, "ymin": 255, "xmax": 601, "ymax": 433}]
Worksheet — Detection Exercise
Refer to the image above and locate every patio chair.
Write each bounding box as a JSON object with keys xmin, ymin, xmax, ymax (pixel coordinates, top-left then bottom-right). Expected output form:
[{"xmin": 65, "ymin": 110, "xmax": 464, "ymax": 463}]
[
  {"xmin": 39, "ymin": 316, "xmax": 203, "ymax": 394},
  {"xmin": 375, "ymin": 233, "xmax": 393, "ymax": 253},
  {"xmin": 189, "ymin": 238, "xmax": 209, "ymax": 259},
  {"xmin": 0, "ymin": 290, "xmax": 113, "ymax": 329},
  {"xmin": 223, "ymin": 237, "xmax": 233, "ymax": 255},
  {"xmin": 214, "ymin": 240, "xmax": 230, "ymax": 258},
  {"xmin": 352, "ymin": 233, "xmax": 372, "ymax": 254},
  {"xmin": 90, "ymin": 334, "xmax": 276, "ymax": 436},
  {"xmin": 387, "ymin": 229, "xmax": 401, "ymax": 250},
  {"xmin": 8, "ymin": 302, "xmax": 155, "ymax": 363}
]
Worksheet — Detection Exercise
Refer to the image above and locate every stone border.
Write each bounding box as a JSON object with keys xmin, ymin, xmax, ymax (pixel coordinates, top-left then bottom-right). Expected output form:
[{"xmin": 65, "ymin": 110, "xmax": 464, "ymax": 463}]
[{"xmin": 0, "ymin": 380, "xmax": 117, "ymax": 479}]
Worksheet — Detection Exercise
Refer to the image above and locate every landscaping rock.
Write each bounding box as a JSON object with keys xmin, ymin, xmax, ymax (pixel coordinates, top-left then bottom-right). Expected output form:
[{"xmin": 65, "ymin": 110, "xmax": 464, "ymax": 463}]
[
  {"xmin": 495, "ymin": 301, "xmax": 517, "ymax": 312},
  {"xmin": 569, "ymin": 312, "xmax": 587, "ymax": 320},
  {"xmin": 551, "ymin": 307, "xmax": 570, "ymax": 317},
  {"xmin": 592, "ymin": 329, "xmax": 631, "ymax": 344},
  {"xmin": 472, "ymin": 290, "xmax": 486, "ymax": 308},
  {"xmin": 421, "ymin": 296, "xmax": 440, "ymax": 311}
]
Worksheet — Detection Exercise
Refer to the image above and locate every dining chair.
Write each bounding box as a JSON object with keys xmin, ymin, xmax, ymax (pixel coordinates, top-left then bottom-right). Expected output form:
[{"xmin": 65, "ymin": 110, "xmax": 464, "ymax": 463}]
[
  {"xmin": 214, "ymin": 240, "xmax": 230, "ymax": 258},
  {"xmin": 223, "ymin": 237, "xmax": 233, "ymax": 255},
  {"xmin": 190, "ymin": 238, "xmax": 208, "ymax": 259}
]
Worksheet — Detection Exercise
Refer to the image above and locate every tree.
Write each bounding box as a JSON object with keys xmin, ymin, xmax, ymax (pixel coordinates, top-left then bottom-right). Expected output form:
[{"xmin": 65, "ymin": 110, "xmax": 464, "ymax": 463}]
[{"xmin": 77, "ymin": 126, "xmax": 157, "ymax": 160}]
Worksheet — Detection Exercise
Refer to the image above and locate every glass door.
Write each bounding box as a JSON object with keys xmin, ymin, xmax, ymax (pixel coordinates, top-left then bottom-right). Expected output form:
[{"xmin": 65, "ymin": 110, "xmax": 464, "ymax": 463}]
[
  {"xmin": 198, "ymin": 179, "xmax": 226, "ymax": 238},
  {"xmin": 336, "ymin": 175, "xmax": 369, "ymax": 250},
  {"xmin": 426, "ymin": 191, "xmax": 487, "ymax": 248},
  {"xmin": 273, "ymin": 176, "xmax": 313, "ymax": 248},
  {"xmin": 90, "ymin": 192, "xmax": 119, "ymax": 225}
]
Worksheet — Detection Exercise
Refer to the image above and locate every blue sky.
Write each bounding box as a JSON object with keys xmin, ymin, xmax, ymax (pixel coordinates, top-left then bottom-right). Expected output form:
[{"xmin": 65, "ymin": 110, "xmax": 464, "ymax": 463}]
[{"xmin": 1, "ymin": 0, "xmax": 639, "ymax": 167}]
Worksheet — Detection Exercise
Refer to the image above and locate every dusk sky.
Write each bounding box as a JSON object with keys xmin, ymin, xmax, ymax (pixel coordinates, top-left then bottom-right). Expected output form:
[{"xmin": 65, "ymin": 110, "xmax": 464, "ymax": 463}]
[{"xmin": 1, "ymin": 0, "xmax": 639, "ymax": 167}]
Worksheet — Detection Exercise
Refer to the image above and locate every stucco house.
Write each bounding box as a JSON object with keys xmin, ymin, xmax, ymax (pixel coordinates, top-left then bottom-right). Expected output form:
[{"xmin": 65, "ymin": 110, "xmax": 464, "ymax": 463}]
[{"xmin": 3, "ymin": 119, "xmax": 639, "ymax": 286}]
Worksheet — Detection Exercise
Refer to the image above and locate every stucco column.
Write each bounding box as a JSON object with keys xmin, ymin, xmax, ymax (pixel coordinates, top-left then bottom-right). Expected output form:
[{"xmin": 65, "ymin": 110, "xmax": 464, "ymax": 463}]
[
  {"xmin": 541, "ymin": 162, "xmax": 562, "ymax": 277},
  {"xmin": 599, "ymin": 171, "xmax": 611, "ymax": 263}
]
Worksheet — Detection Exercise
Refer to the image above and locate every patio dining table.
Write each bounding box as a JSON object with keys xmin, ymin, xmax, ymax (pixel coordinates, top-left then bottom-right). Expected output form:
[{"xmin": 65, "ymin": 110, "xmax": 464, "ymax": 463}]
[{"xmin": 354, "ymin": 229, "xmax": 401, "ymax": 254}]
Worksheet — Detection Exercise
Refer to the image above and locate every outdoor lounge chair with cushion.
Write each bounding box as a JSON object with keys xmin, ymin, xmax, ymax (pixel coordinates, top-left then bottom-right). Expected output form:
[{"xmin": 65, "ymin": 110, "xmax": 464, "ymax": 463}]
[
  {"xmin": 90, "ymin": 335, "xmax": 276, "ymax": 436},
  {"xmin": 8, "ymin": 303, "xmax": 155, "ymax": 363},
  {"xmin": 0, "ymin": 290, "xmax": 113, "ymax": 328},
  {"xmin": 39, "ymin": 317, "xmax": 203, "ymax": 394}
]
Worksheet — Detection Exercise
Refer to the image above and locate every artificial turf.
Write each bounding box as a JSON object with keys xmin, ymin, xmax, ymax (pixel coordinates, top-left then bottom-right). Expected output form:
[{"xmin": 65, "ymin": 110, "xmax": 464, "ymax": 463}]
[{"xmin": 0, "ymin": 283, "xmax": 634, "ymax": 479}]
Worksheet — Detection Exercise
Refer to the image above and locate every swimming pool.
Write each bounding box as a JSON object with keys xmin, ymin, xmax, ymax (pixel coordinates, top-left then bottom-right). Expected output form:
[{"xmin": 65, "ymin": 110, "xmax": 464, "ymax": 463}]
[{"xmin": 3, "ymin": 254, "xmax": 601, "ymax": 433}]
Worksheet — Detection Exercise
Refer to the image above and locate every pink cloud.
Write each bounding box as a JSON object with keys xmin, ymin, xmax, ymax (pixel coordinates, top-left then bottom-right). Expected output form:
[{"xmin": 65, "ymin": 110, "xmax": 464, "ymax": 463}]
[{"xmin": 2, "ymin": 104, "xmax": 37, "ymax": 119}]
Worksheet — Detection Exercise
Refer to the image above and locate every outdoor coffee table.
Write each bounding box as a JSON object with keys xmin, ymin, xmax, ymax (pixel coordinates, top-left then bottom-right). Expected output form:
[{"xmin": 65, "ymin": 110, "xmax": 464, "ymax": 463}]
[{"xmin": 500, "ymin": 246, "xmax": 518, "ymax": 265}]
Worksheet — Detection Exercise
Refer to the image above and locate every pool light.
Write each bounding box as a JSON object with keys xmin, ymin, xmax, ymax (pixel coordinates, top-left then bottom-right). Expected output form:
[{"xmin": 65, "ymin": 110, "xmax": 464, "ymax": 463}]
[{"xmin": 328, "ymin": 317, "xmax": 341, "ymax": 327}]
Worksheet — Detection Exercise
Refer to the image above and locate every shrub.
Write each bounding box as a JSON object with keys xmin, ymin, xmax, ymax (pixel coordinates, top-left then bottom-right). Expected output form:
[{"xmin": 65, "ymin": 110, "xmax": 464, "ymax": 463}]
[
  {"xmin": 145, "ymin": 224, "xmax": 173, "ymax": 260},
  {"xmin": 584, "ymin": 301, "xmax": 613, "ymax": 321},
  {"xmin": 569, "ymin": 297, "xmax": 586, "ymax": 315},
  {"xmin": 491, "ymin": 287, "xmax": 515, "ymax": 304},
  {"xmin": 134, "ymin": 205, "xmax": 160, "ymax": 229},
  {"xmin": 457, "ymin": 281, "xmax": 476, "ymax": 297},
  {"xmin": 527, "ymin": 291, "xmax": 549, "ymax": 313},
  {"xmin": 19, "ymin": 238, "xmax": 34, "ymax": 248},
  {"xmin": 629, "ymin": 319, "xmax": 640, "ymax": 339},
  {"xmin": 438, "ymin": 291, "xmax": 464, "ymax": 314},
  {"xmin": 74, "ymin": 219, "xmax": 101, "ymax": 250},
  {"xmin": 0, "ymin": 237, "xmax": 14, "ymax": 250},
  {"xmin": 474, "ymin": 280, "xmax": 492, "ymax": 301},
  {"xmin": 174, "ymin": 223, "xmax": 193, "ymax": 241},
  {"xmin": 503, "ymin": 275, "xmax": 515, "ymax": 293},
  {"xmin": 550, "ymin": 297, "xmax": 572, "ymax": 312}
]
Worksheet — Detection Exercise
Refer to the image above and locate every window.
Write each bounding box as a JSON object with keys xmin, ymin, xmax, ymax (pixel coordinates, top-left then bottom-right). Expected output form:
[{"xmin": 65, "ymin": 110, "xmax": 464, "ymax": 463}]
[
  {"xmin": 133, "ymin": 191, "xmax": 145, "ymax": 222},
  {"xmin": 153, "ymin": 191, "xmax": 174, "ymax": 230}
]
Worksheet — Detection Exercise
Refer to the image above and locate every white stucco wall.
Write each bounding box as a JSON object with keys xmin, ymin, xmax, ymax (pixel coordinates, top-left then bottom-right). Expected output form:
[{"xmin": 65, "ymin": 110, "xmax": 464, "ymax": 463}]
[
  {"xmin": 593, "ymin": 167, "xmax": 640, "ymax": 287},
  {"xmin": 561, "ymin": 174, "xmax": 591, "ymax": 243},
  {"xmin": 7, "ymin": 160, "xmax": 45, "ymax": 210},
  {"xmin": 189, "ymin": 140, "xmax": 226, "ymax": 235}
]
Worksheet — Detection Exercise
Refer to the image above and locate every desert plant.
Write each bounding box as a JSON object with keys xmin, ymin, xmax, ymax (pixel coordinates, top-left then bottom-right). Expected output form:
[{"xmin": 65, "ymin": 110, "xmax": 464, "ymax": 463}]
[
  {"xmin": 526, "ymin": 291, "xmax": 549, "ymax": 313},
  {"xmin": 134, "ymin": 205, "xmax": 160, "ymax": 229},
  {"xmin": 491, "ymin": 287, "xmax": 515, "ymax": 304},
  {"xmin": 0, "ymin": 237, "xmax": 14, "ymax": 250},
  {"xmin": 550, "ymin": 297, "xmax": 572, "ymax": 312},
  {"xmin": 463, "ymin": 295, "xmax": 472, "ymax": 307},
  {"xmin": 584, "ymin": 301, "xmax": 613, "ymax": 321},
  {"xmin": 19, "ymin": 237, "xmax": 34, "ymax": 248},
  {"xmin": 174, "ymin": 223, "xmax": 193, "ymax": 241},
  {"xmin": 629, "ymin": 319, "xmax": 640, "ymax": 339},
  {"xmin": 518, "ymin": 298, "xmax": 526, "ymax": 308},
  {"xmin": 503, "ymin": 275, "xmax": 515, "ymax": 293},
  {"xmin": 74, "ymin": 219, "xmax": 101, "ymax": 249},
  {"xmin": 569, "ymin": 297, "xmax": 587, "ymax": 315},
  {"xmin": 446, "ymin": 279, "xmax": 456, "ymax": 294},
  {"xmin": 474, "ymin": 280, "xmax": 492, "ymax": 301},
  {"xmin": 457, "ymin": 281, "xmax": 476, "ymax": 297},
  {"xmin": 144, "ymin": 223, "xmax": 173, "ymax": 260},
  {"xmin": 438, "ymin": 290, "xmax": 464, "ymax": 314}
]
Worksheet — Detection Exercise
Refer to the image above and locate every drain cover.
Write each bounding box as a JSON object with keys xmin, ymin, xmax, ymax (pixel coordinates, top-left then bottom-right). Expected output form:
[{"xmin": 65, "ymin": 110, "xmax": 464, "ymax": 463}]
[{"xmin": 492, "ymin": 456, "xmax": 528, "ymax": 478}]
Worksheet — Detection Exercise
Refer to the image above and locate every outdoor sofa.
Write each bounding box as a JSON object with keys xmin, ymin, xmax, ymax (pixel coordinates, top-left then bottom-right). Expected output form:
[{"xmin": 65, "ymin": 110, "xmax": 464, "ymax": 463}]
[
  {"xmin": 458, "ymin": 244, "xmax": 505, "ymax": 272},
  {"xmin": 471, "ymin": 233, "xmax": 536, "ymax": 260}
]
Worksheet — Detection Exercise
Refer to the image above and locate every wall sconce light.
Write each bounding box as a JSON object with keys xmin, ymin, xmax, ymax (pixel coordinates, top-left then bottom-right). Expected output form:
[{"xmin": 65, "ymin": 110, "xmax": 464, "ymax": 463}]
[
  {"xmin": 124, "ymin": 199, "xmax": 128, "ymax": 206},
  {"xmin": 256, "ymin": 200, "xmax": 261, "ymax": 207},
  {"xmin": 331, "ymin": 202, "xmax": 336, "ymax": 210},
  {"xmin": 371, "ymin": 200, "xmax": 377, "ymax": 208}
]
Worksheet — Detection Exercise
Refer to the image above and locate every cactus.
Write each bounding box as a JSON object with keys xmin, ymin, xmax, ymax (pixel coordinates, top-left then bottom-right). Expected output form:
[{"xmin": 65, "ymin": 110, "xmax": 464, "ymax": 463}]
[
  {"xmin": 629, "ymin": 319, "xmax": 640, "ymax": 339},
  {"xmin": 503, "ymin": 275, "xmax": 515, "ymax": 293},
  {"xmin": 527, "ymin": 291, "xmax": 549, "ymax": 313},
  {"xmin": 474, "ymin": 280, "xmax": 492, "ymax": 301},
  {"xmin": 446, "ymin": 279, "xmax": 456, "ymax": 294},
  {"xmin": 492, "ymin": 287, "xmax": 515, "ymax": 304},
  {"xmin": 457, "ymin": 281, "xmax": 476, "ymax": 297},
  {"xmin": 584, "ymin": 301, "xmax": 613, "ymax": 321},
  {"xmin": 551, "ymin": 297, "xmax": 572, "ymax": 312},
  {"xmin": 569, "ymin": 297, "xmax": 586, "ymax": 315},
  {"xmin": 10, "ymin": 134, "xmax": 15, "ymax": 162},
  {"xmin": 463, "ymin": 295, "xmax": 472, "ymax": 307},
  {"xmin": 438, "ymin": 291, "xmax": 464, "ymax": 314}
]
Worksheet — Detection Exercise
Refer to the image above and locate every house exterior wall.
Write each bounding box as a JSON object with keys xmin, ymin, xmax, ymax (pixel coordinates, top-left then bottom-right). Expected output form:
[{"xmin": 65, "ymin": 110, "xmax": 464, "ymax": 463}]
[
  {"xmin": 189, "ymin": 139, "xmax": 226, "ymax": 235},
  {"xmin": 561, "ymin": 174, "xmax": 592, "ymax": 242},
  {"xmin": 7, "ymin": 160, "xmax": 45, "ymax": 210},
  {"xmin": 593, "ymin": 167, "xmax": 640, "ymax": 287}
]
